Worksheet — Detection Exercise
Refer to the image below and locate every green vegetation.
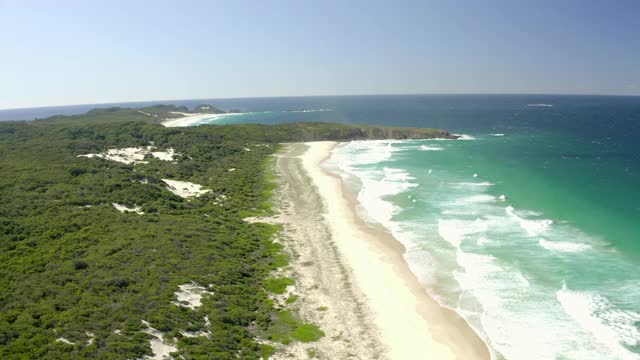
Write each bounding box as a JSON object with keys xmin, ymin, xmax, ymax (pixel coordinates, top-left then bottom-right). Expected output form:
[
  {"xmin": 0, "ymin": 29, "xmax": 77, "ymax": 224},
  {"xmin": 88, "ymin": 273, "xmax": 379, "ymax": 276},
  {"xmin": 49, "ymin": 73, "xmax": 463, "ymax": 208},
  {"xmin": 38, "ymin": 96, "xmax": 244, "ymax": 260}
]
[
  {"xmin": 192, "ymin": 104, "xmax": 226, "ymax": 114},
  {"xmin": 307, "ymin": 348, "xmax": 318, "ymax": 358},
  {"xmin": 285, "ymin": 295, "xmax": 299, "ymax": 304},
  {"xmin": 291, "ymin": 324, "xmax": 325, "ymax": 342},
  {"xmin": 0, "ymin": 106, "xmax": 450, "ymax": 359},
  {"xmin": 264, "ymin": 277, "xmax": 295, "ymax": 294},
  {"xmin": 264, "ymin": 311, "xmax": 324, "ymax": 345}
]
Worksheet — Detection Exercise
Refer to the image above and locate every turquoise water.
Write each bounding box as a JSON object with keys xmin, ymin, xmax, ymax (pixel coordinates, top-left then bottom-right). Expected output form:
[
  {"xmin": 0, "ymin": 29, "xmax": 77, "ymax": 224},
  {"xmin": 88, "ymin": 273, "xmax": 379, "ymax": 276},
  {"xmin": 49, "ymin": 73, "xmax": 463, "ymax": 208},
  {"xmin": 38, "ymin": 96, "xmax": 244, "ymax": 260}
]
[
  {"xmin": 5, "ymin": 95, "xmax": 640, "ymax": 359},
  {"xmin": 324, "ymin": 134, "xmax": 640, "ymax": 359},
  {"xmin": 219, "ymin": 95, "xmax": 640, "ymax": 359}
]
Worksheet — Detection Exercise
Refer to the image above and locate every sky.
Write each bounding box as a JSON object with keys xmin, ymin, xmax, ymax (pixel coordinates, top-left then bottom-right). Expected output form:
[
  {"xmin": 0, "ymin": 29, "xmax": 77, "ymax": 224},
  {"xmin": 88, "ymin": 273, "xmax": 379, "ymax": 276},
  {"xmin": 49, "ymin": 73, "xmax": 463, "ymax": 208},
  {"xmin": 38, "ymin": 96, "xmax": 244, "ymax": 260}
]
[{"xmin": 0, "ymin": 0, "xmax": 639, "ymax": 109}]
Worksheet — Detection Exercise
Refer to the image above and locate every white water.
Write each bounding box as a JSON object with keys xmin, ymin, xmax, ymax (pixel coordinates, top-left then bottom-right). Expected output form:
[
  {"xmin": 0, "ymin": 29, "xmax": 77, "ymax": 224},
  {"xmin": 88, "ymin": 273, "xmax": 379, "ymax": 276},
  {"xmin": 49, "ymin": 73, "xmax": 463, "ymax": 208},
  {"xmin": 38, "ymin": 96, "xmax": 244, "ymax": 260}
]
[{"xmin": 324, "ymin": 139, "xmax": 640, "ymax": 360}]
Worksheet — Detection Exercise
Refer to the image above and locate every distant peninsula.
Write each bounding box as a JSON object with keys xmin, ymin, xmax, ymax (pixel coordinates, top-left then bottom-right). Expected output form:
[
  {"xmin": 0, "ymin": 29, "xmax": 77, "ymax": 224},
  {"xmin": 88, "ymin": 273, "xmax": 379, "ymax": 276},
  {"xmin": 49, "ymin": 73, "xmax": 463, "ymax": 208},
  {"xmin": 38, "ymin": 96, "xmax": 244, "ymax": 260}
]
[{"xmin": 34, "ymin": 104, "xmax": 459, "ymax": 141}]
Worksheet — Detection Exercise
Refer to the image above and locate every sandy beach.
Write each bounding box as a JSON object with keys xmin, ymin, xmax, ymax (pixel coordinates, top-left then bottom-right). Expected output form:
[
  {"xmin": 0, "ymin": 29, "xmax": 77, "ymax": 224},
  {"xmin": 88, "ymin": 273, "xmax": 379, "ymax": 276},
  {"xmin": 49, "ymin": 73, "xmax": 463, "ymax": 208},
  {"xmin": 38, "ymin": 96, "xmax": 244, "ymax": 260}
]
[
  {"xmin": 265, "ymin": 142, "xmax": 490, "ymax": 359},
  {"xmin": 161, "ymin": 112, "xmax": 241, "ymax": 127}
]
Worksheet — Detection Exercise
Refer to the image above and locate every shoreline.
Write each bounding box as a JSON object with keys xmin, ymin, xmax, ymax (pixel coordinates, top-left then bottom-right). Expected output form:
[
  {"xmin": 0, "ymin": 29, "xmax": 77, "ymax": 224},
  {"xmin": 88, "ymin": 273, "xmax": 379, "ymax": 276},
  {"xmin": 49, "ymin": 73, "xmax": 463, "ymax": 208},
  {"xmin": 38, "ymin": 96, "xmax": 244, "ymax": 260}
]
[
  {"xmin": 270, "ymin": 141, "xmax": 490, "ymax": 359},
  {"xmin": 161, "ymin": 112, "xmax": 242, "ymax": 127}
]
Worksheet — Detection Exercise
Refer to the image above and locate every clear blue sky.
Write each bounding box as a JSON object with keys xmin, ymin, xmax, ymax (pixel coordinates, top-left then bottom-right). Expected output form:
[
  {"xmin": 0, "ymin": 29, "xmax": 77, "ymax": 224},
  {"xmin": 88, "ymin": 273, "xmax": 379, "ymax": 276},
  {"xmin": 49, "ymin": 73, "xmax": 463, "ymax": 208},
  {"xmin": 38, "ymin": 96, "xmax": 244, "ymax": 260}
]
[{"xmin": 1, "ymin": 0, "xmax": 639, "ymax": 109}]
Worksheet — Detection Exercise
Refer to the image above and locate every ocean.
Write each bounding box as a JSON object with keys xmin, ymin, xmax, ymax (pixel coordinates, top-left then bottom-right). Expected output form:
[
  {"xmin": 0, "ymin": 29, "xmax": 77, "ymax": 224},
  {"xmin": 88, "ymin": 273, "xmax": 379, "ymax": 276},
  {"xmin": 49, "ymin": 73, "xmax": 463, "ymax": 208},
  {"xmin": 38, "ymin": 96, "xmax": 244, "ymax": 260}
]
[{"xmin": 4, "ymin": 94, "xmax": 640, "ymax": 359}]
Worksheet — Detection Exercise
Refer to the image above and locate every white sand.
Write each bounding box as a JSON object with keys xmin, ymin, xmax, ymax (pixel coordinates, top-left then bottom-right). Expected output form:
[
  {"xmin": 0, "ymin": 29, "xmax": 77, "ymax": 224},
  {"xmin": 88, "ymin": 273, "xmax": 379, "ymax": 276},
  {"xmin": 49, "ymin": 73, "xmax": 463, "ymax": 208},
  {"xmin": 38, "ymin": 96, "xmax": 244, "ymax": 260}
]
[
  {"xmin": 162, "ymin": 113, "xmax": 240, "ymax": 127},
  {"xmin": 79, "ymin": 147, "xmax": 150, "ymax": 164},
  {"xmin": 301, "ymin": 141, "xmax": 489, "ymax": 360},
  {"xmin": 161, "ymin": 179, "xmax": 211, "ymax": 198},
  {"xmin": 86, "ymin": 332, "xmax": 94, "ymax": 345},
  {"xmin": 141, "ymin": 320, "xmax": 178, "ymax": 360},
  {"xmin": 150, "ymin": 148, "xmax": 177, "ymax": 161},
  {"xmin": 172, "ymin": 285, "xmax": 213, "ymax": 338},
  {"xmin": 137, "ymin": 110, "xmax": 157, "ymax": 117},
  {"xmin": 56, "ymin": 337, "xmax": 74, "ymax": 345},
  {"xmin": 79, "ymin": 147, "xmax": 178, "ymax": 164},
  {"xmin": 112, "ymin": 203, "xmax": 144, "ymax": 215},
  {"xmin": 172, "ymin": 283, "xmax": 213, "ymax": 310},
  {"xmin": 179, "ymin": 330, "xmax": 209, "ymax": 338}
]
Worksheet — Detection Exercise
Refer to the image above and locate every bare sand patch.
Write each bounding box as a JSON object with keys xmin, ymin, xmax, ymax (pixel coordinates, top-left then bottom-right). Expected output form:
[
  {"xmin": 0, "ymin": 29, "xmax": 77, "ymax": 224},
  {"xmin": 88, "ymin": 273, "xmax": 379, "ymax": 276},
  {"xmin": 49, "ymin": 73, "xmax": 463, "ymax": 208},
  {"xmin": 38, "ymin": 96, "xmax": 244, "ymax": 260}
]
[
  {"xmin": 56, "ymin": 337, "xmax": 74, "ymax": 345},
  {"xmin": 137, "ymin": 110, "xmax": 157, "ymax": 117},
  {"xmin": 78, "ymin": 146, "xmax": 179, "ymax": 164},
  {"xmin": 162, "ymin": 113, "xmax": 240, "ymax": 127},
  {"xmin": 112, "ymin": 203, "xmax": 144, "ymax": 215},
  {"xmin": 172, "ymin": 283, "xmax": 213, "ymax": 310},
  {"xmin": 79, "ymin": 147, "xmax": 150, "ymax": 164},
  {"xmin": 161, "ymin": 179, "xmax": 211, "ymax": 198},
  {"xmin": 86, "ymin": 332, "xmax": 94, "ymax": 345},
  {"xmin": 150, "ymin": 148, "xmax": 177, "ymax": 161},
  {"xmin": 141, "ymin": 320, "xmax": 178, "ymax": 360}
]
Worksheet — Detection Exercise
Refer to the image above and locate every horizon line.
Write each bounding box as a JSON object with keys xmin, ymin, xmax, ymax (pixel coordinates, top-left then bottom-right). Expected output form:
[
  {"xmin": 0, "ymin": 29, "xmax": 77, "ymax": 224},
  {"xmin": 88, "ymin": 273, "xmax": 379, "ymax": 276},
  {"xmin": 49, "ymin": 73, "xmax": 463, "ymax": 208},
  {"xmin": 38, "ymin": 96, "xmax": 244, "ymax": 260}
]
[{"xmin": 1, "ymin": 92, "xmax": 639, "ymax": 111}]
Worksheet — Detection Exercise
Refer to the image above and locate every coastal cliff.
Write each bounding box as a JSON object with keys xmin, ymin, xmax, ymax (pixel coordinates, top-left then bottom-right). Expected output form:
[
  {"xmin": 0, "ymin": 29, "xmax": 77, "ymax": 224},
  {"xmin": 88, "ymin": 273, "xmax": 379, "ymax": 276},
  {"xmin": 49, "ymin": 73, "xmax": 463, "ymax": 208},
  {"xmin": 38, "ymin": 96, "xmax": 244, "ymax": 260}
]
[{"xmin": 292, "ymin": 122, "xmax": 458, "ymax": 141}]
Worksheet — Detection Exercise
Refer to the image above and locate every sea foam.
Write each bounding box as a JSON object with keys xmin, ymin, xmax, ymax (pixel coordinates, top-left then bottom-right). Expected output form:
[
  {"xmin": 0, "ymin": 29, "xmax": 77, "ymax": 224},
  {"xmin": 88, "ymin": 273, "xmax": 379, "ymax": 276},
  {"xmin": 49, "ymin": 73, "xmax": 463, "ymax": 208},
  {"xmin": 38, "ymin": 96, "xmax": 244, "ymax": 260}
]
[
  {"xmin": 506, "ymin": 206, "xmax": 552, "ymax": 236},
  {"xmin": 557, "ymin": 283, "xmax": 640, "ymax": 360},
  {"xmin": 453, "ymin": 134, "xmax": 477, "ymax": 140},
  {"xmin": 419, "ymin": 144, "xmax": 444, "ymax": 151},
  {"xmin": 539, "ymin": 239, "xmax": 592, "ymax": 253},
  {"xmin": 324, "ymin": 138, "xmax": 640, "ymax": 360}
]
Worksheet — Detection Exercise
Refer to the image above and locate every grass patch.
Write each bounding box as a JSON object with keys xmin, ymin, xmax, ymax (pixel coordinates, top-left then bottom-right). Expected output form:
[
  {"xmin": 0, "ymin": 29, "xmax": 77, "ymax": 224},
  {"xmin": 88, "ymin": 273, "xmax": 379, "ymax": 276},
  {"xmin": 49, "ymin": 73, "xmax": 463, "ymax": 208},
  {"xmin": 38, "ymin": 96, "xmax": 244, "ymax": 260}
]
[
  {"xmin": 264, "ymin": 310, "xmax": 324, "ymax": 345},
  {"xmin": 292, "ymin": 324, "xmax": 325, "ymax": 342},
  {"xmin": 260, "ymin": 344, "xmax": 275, "ymax": 359},
  {"xmin": 264, "ymin": 277, "xmax": 294, "ymax": 294},
  {"xmin": 286, "ymin": 295, "xmax": 299, "ymax": 304},
  {"xmin": 307, "ymin": 348, "xmax": 318, "ymax": 358},
  {"xmin": 317, "ymin": 306, "xmax": 328, "ymax": 311}
]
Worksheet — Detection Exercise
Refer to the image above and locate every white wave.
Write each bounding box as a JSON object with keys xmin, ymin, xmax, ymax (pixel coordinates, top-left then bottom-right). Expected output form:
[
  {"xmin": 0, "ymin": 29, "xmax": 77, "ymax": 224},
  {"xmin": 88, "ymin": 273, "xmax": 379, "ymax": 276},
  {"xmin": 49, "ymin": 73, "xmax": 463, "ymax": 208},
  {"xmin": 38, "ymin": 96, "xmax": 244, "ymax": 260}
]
[
  {"xmin": 447, "ymin": 181, "xmax": 495, "ymax": 188},
  {"xmin": 326, "ymin": 137, "xmax": 640, "ymax": 360},
  {"xmin": 557, "ymin": 283, "xmax": 640, "ymax": 360},
  {"xmin": 326, "ymin": 141, "xmax": 406, "ymax": 187},
  {"xmin": 539, "ymin": 239, "xmax": 592, "ymax": 253},
  {"xmin": 382, "ymin": 167, "xmax": 416, "ymax": 182},
  {"xmin": 506, "ymin": 206, "xmax": 552, "ymax": 236},
  {"xmin": 442, "ymin": 209, "xmax": 479, "ymax": 216},
  {"xmin": 490, "ymin": 133, "xmax": 505, "ymax": 137},
  {"xmin": 453, "ymin": 134, "xmax": 477, "ymax": 140},
  {"xmin": 477, "ymin": 236, "xmax": 492, "ymax": 245},
  {"xmin": 355, "ymin": 167, "xmax": 417, "ymax": 225},
  {"xmin": 419, "ymin": 145, "xmax": 444, "ymax": 151},
  {"xmin": 451, "ymin": 194, "xmax": 498, "ymax": 205},
  {"xmin": 438, "ymin": 218, "xmax": 488, "ymax": 248},
  {"xmin": 527, "ymin": 104, "xmax": 553, "ymax": 107},
  {"xmin": 451, "ymin": 246, "xmax": 612, "ymax": 360},
  {"xmin": 284, "ymin": 108, "xmax": 333, "ymax": 113},
  {"xmin": 424, "ymin": 134, "xmax": 476, "ymax": 141}
]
